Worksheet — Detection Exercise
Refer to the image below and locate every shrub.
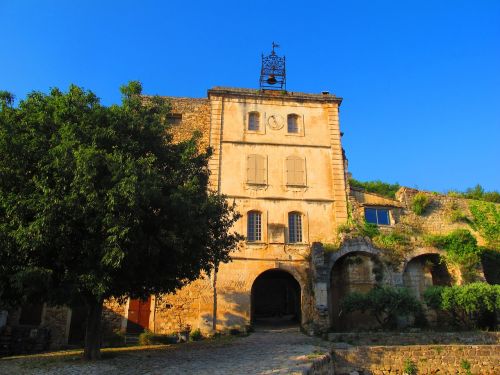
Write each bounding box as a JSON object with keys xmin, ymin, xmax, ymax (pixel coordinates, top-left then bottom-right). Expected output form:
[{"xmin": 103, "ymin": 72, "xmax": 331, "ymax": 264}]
[
  {"xmin": 342, "ymin": 286, "xmax": 423, "ymax": 329},
  {"xmin": 138, "ymin": 330, "xmax": 177, "ymax": 345},
  {"xmin": 411, "ymin": 193, "xmax": 431, "ymax": 215},
  {"xmin": 425, "ymin": 229, "xmax": 482, "ymax": 282},
  {"xmin": 403, "ymin": 358, "xmax": 418, "ymax": 375},
  {"xmin": 468, "ymin": 201, "xmax": 500, "ymax": 249},
  {"xmin": 360, "ymin": 220, "xmax": 380, "ymax": 238},
  {"xmin": 349, "ymin": 178, "xmax": 401, "ymax": 199},
  {"xmin": 189, "ymin": 328, "xmax": 203, "ymax": 341},
  {"xmin": 448, "ymin": 209, "xmax": 469, "ymax": 223},
  {"xmin": 424, "ymin": 282, "xmax": 500, "ymax": 329}
]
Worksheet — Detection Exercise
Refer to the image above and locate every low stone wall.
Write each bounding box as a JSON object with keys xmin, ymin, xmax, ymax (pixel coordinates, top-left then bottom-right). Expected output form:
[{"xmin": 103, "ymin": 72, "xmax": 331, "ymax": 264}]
[
  {"xmin": 302, "ymin": 353, "xmax": 334, "ymax": 375},
  {"xmin": 333, "ymin": 345, "xmax": 500, "ymax": 375},
  {"xmin": 328, "ymin": 331, "xmax": 500, "ymax": 346}
]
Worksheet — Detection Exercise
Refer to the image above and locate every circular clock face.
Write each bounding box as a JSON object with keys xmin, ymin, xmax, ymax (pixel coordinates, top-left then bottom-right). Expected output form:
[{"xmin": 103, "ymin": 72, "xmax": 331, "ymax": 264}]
[{"xmin": 267, "ymin": 114, "xmax": 284, "ymax": 130}]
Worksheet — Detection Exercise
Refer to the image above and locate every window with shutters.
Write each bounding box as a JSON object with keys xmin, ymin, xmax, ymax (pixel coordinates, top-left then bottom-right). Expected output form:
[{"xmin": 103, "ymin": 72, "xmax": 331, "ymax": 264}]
[
  {"xmin": 247, "ymin": 211, "xmax": 262, "ymax": 242},
  {"xmin": 287, "ymin": 114, "xmax": 300, "ymax": 133},
  {"xmin": 288, "ymin": 212, "xmax": 303, "ymax": 243},
  {"xmin": 285, "ymin": 156, "xmax": 306, "ymax": 186},
  {"xmin": 247, "ymin": 154, "xmax": 266, "ymax": 185},
  {"xmin": 248, "ymin": 112, "xmax": 260, "ymax": 131}
]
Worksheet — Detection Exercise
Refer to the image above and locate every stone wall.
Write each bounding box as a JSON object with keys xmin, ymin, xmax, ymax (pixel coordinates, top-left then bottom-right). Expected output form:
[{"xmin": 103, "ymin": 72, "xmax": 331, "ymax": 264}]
[
  {"xmin": 302, "ymin": 353, "xmax": 334, "ymax": 375},
  {"xmin": 328, "ymin": 331, "xmax": 500, "ymax": 346},
  {"xmin": 42, "ymin": 306, "xmax": 70, "ymax": 349},
  {"xmin": 165, "ymin": 97, "xmax": 211, "ymax": 149},
  {"xmin": 333, "ymin": 344, "xmax": 500, "ymax": 375}
]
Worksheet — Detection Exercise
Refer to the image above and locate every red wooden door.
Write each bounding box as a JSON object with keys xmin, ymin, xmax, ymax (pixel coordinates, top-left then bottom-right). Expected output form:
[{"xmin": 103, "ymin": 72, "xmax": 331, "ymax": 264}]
[{"xmin": 127, "ymin": 297, "xmax": 151, "ymax": 333}]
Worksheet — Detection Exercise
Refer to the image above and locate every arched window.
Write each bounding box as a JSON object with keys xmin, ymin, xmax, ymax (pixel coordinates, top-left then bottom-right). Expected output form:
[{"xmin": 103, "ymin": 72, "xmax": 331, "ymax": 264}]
[
  {"xmin": 247, "ymin": 211, "xmax": 262, "ymax": 242},
  {"xmin": 288, "ymin": 212, "xmax": 302, "ymax": 243},
  {"xmin": 287, "ymin": 114, "xmax": 300, "ymax": 133},
  {"xmin": 248, "ymin": 112, "xmax": 260, "ymax": 131},
  {"xmin": 285, "ymin": 156, "xmax": 305, "ymax": 186}
]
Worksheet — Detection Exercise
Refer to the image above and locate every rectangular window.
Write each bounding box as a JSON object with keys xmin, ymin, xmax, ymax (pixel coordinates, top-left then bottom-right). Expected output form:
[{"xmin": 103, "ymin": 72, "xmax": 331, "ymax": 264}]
[
  {"xmin": 247, "ymin": 212, "xmax": 262, "ymax": 242},
  {"xmin": 287, "ymin": 114, "xmax": 299, "ymax": 133},
  {"xmin": 247, "ymin": 154, "xmax": 266, "ymax": 184},
  {"xmin": 167, "ymin": 114, "xmax": 182, "ymax": 126},
  {"xmin": 364, "ymin": 208, "xmax": 390, "ymax": 225},
  {"xmin": 288, "ymin": 212, "xmax": 302, "ymax": 243},
  {"xmin": 248, "ymin": 112, "xmax": 260, "ymax": 131}
]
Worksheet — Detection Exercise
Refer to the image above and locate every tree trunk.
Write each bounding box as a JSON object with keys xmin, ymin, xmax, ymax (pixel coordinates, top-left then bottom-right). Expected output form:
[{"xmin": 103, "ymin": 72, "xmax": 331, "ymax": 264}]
[
  {"xmin": 83, "ymin": 298, "xmax": 104, "ymax": 360},
  {"xmin": 212, "ymin": 267, "xmax": 218, "ymax": 331}
]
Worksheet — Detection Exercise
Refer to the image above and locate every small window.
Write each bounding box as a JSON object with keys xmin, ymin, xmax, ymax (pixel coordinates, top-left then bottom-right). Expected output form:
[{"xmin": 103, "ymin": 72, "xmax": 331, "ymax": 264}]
[
  {"xmin": 286, "ymin": 156, "xmax": 305, "ymax": 186},
  {"xmin": 247, "ymin": 154, "xmax": 266, "ymax": 184},
  {"xmin": 167, "ymin": 114, "xmax": 182, "ymax": 126},
  {"xmin": 287, "ymin": 114, "xmax": 299, "ymax": 133},
  {"xmin": 248, "ymin": 112, "xmax": 260, "ymax": 131},
  {"xmin": 364, "ymin": 208, "xmax": 390, "ymax": 225},
  {"xmin": 247, "ymin": 211, "xmax": 262, "ymax": 242},
  {"xmin": 288, "ymin": 212, "xmax": 303, "ymax": 243}
]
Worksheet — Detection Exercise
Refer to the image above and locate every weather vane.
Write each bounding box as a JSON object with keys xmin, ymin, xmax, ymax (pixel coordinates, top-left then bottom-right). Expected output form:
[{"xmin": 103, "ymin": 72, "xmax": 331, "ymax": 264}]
[{"xmin": 259, "ymin": 42, "xmax": 286, "ymax": 90}]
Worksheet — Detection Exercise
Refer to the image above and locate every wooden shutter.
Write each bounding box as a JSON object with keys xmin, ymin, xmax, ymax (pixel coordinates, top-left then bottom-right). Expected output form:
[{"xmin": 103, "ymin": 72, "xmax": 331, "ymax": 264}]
[
  {"xmin": 248, "ymin": 154, "xmax": 266, "ymax": 184},
  {"xmin": 286, "ymin": 156, "xmax": 305, "ymax": 185}
]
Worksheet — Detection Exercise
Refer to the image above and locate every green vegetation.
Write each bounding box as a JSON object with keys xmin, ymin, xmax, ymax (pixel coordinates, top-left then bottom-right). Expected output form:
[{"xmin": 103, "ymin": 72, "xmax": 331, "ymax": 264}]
[
  {"xmin": 468, "ymin": 201, "xmax": 500, "ymax": 249},
  {"xmin": 0, "ymin": 83, "xmax": 242, "ymax": 360},
  {"xmin": 349, "ymin": 178, "xmax": 400, "ymax": 199},
  {"xmin": 189, "ymin": 328, "xmax": 203, "ymax": 341},
  {"xmin": 425, "ymin": 229, "xmax": 482, "ymax": 282},
  {"xmin": 138, "ymin": 330, "xmax": 177, "ymax": 345},
  {"xmin": 403, "ymin": 358, "xmax": 418, "ymax": 375},
  {"xmin": 448, "ymin": 184, "xmax": 500, "ymax": 203},
  {"xmin": 411, "ymin": 192, "xmax": 431, "ymax": 215},
  {"xmin": 341, "ymin": 286, "xmax": 423, "ymax": 329},
  {"xmin": 423, "ymin": 283, "xmax": 500, "ymax": 329},
  {"xmin": 460, "ymin": 359, "xmax": 472, "ymax": 375}
]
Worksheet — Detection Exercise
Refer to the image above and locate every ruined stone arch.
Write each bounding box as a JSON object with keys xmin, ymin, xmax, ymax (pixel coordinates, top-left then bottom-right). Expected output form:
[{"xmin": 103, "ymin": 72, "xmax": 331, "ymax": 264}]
[
  {"xmin": 402, "ymin": 249, "xmax": 453, "ymax": 301},
  {"xmin": 327, "ymin": 239, "xmax": 394, "ymax": 331}
]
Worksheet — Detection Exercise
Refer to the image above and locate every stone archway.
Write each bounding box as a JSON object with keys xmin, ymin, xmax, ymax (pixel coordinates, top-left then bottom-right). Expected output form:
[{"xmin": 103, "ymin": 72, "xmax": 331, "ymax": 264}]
[
  {"xmin": 403, "ymin": 253, "xmax": 452, "ymax": 300},
  {"xmin": 251, "ymin": 269, "xmax": 301, "ymax": 327},
  {"xmin": 329, "ymin": 251, "xmax": 385, "ymax": 331}
]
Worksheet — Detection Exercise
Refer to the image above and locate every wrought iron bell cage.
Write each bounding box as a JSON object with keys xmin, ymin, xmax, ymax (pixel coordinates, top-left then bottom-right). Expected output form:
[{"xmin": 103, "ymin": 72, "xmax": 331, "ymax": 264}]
[{"xmin": 259, "ymin": 42, "xmax": 286, "ymax": 90}]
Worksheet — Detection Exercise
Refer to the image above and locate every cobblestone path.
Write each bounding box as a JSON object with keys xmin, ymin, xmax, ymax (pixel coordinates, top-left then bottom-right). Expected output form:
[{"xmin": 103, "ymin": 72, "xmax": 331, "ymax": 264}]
[{"xmin": 0, "ymin": 327, "xmax": 329, "ymax": 375}]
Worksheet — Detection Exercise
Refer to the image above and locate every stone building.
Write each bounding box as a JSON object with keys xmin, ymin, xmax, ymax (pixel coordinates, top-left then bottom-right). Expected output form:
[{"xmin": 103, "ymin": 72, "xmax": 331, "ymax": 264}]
[{"xmin": 3, "ymin": 50, "xmax": 496, "ymax": 350}]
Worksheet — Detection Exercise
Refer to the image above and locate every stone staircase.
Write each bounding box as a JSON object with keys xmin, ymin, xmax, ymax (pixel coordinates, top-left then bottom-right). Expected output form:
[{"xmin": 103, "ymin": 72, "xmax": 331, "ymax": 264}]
[{"xmin": 125, "ymin": 333, "xmax": 140, "ymax": 346}]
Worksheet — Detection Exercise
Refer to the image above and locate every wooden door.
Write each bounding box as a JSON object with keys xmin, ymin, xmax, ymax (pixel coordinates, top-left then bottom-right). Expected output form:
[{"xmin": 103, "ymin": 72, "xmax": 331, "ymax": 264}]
[{"xmin": 127, "ymin": 297, "xmax": 151, "ymax": 333}]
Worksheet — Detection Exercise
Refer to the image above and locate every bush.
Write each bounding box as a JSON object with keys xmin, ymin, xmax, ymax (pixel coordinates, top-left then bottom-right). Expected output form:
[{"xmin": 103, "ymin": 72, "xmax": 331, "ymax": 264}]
[
  {"xmin": 424, "ymin": 282, "xmax": 500, "ymax": 329},
  {"xmin": 468, "ymin": 201, "xmax": 500, "ymax": 249},
  {"xmin": 425, "ymin": 229, "xmax": 482, "ymax": 282},
  {"xmin": 403, "ymin": 358, "xmax": 418, "ymax": 375},
  {"xmin": 411, "ymin": 193, "xmax": 431, "ymax": 215},
  {"xmin": 349, "ymin": 178, "xmax": 401, "ymax": 199},
  {"xmin": 189, "ymin": 328, "xmax": 203, "ymax": 341},
  {"xmin": 138, "ymin": 330, "xmax": 177, "ymax": 345},
  {"xmin": 342, "ymin": 286, "xmax": 423, "ymax": 329}
]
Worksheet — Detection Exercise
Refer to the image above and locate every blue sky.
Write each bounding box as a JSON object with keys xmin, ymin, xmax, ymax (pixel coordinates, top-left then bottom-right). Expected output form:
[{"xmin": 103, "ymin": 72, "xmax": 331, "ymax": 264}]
[{"xmin": 1, "ymin": 1, "xmax": 499, "ymax": 192}]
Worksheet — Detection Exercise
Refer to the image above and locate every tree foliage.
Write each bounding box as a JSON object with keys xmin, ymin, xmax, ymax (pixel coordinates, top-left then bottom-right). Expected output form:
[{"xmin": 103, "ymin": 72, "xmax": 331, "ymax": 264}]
[
  {"xmin": 0, "ymin": 83, "xmax": 241, "ymax": 359},
  {"xmin": 424, "ymin": 283, "xmax": 500, "ymax": 329},
  {"xmin": 349, "ymin": 178, "xmax": 401, "ymax": 199},
  {"xmin": 341, "ymin": 286, "xmax": 423, "ymax": 329},
  {"xmin": 450, "ymin": 184, "xmax": 500, "ymax": 203}
]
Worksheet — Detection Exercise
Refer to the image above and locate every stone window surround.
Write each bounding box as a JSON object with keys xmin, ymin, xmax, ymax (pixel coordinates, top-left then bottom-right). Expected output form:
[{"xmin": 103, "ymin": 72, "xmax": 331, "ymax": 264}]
[{"xmin": 363, "ymin": 206, "xmax": 394, "ymax": 226}]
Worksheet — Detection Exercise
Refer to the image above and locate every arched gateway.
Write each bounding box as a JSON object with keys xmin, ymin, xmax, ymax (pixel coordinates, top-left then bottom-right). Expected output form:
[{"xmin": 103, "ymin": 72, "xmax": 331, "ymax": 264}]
[{"xmin": 251, "ymin": 269, "xmax": 301, "ymax": 326}]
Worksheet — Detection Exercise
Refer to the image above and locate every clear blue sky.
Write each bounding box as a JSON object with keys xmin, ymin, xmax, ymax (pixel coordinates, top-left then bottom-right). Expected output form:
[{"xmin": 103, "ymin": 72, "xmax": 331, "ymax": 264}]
[{"xmin": 1, "ymin": 1, "xmax": 499, "ymax": 192}]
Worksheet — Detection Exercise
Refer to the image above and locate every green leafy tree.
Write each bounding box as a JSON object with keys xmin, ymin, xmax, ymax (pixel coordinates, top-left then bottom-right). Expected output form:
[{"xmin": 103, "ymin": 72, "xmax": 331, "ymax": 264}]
[
  {"xmin": 341, "ymin": 286, "xmax": 423, "ymax": 329},
  {"xmin": 0, "ymin": 83, "xmax": 241, "ymax": 360}
]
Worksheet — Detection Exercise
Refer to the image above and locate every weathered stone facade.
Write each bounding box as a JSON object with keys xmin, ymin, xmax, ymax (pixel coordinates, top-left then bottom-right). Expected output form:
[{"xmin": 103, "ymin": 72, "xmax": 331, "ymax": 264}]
[{"xmin": 7, "ymin": 86, "xmax": 496, "ymax": 348}]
